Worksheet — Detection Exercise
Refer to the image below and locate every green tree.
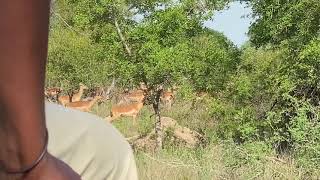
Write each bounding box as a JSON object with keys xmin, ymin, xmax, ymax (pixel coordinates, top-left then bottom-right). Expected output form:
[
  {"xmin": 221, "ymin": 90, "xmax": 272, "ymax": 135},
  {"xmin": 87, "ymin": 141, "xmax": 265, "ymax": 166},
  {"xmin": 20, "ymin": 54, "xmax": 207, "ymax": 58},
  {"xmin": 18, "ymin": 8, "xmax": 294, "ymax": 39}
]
[
  {"xmin": 116, "ymin": 1, "xmax": 233, "ymax": 149},
  {"xmin": 48, "ymin": 0, "xmax": 234, "ymax": 149},
  {"xmin": 188, "ymin": 30, "xmax": 240, "ymax": 92},
  {"xmin": 248, "ymin": 0, "xmax": 320, "ymax": 50}
]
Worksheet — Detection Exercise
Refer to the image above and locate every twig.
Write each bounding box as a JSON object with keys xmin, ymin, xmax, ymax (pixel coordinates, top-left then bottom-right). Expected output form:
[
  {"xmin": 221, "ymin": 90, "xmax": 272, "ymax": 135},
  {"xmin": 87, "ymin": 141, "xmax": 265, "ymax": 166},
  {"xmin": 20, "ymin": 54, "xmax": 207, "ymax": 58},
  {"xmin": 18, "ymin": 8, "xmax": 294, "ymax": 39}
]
[{"xmin": 53, "ymin": 12, "xmax": 89, "ymax": 37}]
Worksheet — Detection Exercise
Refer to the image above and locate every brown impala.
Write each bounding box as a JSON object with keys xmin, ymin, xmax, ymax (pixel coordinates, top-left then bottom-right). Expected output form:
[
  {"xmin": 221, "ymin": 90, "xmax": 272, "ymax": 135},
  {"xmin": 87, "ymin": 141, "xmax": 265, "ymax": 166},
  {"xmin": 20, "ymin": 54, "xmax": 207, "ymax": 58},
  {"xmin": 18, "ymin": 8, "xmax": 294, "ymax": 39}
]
[
  {"xmin": 65, "ymin": 95, "xmax": 103, "ymax": 112},
  {"xmin": 58, "ymin": 83, "xmax": 88, "ymax": 106}
]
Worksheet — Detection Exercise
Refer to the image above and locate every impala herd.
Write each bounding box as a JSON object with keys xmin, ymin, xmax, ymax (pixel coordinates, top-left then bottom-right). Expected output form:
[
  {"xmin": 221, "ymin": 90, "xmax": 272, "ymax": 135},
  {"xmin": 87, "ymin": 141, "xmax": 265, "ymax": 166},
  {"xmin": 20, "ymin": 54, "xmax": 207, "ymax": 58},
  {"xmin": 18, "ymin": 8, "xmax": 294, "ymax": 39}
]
[{"xmin": 44, "ymin": 82, "xmax": 177, "ymax": 123}]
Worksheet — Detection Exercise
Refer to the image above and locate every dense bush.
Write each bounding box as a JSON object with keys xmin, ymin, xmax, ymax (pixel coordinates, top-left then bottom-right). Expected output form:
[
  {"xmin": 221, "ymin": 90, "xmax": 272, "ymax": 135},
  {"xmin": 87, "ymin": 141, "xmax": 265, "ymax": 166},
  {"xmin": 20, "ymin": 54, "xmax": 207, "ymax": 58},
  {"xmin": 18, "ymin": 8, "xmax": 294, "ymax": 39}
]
[
  {"xmin": 47, "ymin": 27, "xmax": 111, "ymax": 90},
  {"xmin": 204, "ymin": 0, "xmax": 320, "ymax": 169},
  {"xmin": 212, "ymin": 41, "xmax": 320, "ymax": 167},
  {"xmin": 211, "ymin": 46, "xmax": 281, "ymax": 140},
  {"xmin": 188, "ymin": 30, "xmax": 240, "ymax": 92}
]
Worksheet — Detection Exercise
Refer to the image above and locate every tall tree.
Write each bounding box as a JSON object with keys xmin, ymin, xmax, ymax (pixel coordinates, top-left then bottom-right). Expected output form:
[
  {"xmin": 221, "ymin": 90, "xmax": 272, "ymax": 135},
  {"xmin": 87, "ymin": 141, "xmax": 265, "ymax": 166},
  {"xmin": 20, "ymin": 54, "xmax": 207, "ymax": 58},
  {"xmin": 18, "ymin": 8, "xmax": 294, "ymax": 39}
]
[{"xmin": 116, "ymin": 0, "xmax": 234, "ymax": 149}]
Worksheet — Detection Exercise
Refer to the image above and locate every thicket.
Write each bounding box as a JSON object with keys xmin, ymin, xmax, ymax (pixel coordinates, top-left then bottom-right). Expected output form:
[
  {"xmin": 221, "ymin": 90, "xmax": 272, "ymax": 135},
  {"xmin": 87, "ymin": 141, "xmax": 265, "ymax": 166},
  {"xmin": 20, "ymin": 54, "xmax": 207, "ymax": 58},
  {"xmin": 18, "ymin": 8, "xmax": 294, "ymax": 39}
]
[{"xmin": 211, "ymin": 0, "xmax": 320, "ymax": 169}]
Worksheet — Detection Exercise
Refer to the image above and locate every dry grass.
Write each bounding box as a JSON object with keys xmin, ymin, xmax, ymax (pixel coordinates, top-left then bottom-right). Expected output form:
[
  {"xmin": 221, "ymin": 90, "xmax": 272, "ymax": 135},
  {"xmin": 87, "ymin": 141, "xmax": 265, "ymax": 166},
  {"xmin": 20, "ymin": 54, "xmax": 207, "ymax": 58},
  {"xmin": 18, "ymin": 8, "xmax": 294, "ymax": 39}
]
[{"xmin": 134, "ymin": 144, "xmax": 319, "ymax": 180}]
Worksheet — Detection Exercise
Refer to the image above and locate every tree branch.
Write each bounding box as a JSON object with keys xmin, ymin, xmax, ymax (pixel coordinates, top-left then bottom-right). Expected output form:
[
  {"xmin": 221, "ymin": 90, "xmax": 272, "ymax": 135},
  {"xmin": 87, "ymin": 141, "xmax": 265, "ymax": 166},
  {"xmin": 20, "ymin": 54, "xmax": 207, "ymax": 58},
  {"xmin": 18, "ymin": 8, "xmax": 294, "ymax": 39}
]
[{"xmin": 114, "ymin": 18, "xmax": 132, "ymax": 56}]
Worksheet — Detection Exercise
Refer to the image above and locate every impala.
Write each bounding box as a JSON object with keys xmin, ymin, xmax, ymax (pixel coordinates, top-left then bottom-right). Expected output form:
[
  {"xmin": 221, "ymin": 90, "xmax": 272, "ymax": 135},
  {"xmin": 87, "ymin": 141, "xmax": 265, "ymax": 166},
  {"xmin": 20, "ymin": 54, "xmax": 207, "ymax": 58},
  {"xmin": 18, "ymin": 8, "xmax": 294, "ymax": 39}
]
[
  {"xmin": 58, "ymin": 84, "xmax": 88, "ymax": 106},
  {"xmin": 44, "ymin": 87, "xmax": 62, "ymax": 102},
  {"xmin": 125, "ymin": 90, "xmax": 146, "ymax": 103},
  {"xmin": 106, "ymin": 100, "xmax": 145, "ymax": 123},
  {"xmin": 65, "ymin": 95, "xmax": 103, "ymax": 112},
  {"xmin": 160, "ymin": 87, "xmax": 177, "ymax": 109},
  {"xmin": 117, "ymin": 82, "xmax": 148, "ymax": 104}
]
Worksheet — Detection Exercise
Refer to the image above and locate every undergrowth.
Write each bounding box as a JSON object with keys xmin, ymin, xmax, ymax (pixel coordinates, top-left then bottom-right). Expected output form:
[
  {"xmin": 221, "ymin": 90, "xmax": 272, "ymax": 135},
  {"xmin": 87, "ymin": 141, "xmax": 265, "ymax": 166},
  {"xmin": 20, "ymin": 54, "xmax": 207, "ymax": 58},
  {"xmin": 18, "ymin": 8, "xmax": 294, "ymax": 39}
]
[{"xmin": 92, "ymin": 92, "xmax": 320, "ymax": 180}]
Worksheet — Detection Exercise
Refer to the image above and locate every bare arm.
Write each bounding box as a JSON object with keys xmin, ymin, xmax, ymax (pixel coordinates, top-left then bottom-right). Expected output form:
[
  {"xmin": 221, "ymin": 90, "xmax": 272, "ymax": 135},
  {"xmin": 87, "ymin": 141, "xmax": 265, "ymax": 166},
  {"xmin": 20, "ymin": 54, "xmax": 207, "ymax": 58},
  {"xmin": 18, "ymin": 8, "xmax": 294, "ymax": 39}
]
[{"xmin": 0, "ymin": 0, "xmax": 80, "ymax": 179}]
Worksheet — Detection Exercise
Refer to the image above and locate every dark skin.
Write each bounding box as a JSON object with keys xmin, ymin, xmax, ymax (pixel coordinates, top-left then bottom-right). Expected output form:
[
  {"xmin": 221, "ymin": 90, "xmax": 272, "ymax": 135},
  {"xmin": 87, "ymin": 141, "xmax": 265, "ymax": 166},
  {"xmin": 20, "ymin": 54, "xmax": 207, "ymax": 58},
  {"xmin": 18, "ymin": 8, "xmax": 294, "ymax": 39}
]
[{"xmin": 0, "ymin": 0, "xmax": 80, "ymax": 179}]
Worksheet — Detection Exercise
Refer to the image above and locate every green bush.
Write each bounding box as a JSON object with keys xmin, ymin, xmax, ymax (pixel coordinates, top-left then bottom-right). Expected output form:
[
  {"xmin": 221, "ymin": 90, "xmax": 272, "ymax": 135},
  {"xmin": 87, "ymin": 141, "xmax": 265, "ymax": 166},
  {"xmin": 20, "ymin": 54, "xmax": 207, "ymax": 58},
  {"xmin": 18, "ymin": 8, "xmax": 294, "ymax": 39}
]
[
  {"xmin": 212, "ymin": 46, "xmax": 282, "ymax": 141},
  {"xmin": 47, "ymin": 28, "xmax": 112, "ymax": 90},
  {"xmin": 288, "ymin": 103, "xmax": 320, "ymax": 169},
  {"xmin": 188, "ymin": 30, "xmax": 240, "ymax": 92}
]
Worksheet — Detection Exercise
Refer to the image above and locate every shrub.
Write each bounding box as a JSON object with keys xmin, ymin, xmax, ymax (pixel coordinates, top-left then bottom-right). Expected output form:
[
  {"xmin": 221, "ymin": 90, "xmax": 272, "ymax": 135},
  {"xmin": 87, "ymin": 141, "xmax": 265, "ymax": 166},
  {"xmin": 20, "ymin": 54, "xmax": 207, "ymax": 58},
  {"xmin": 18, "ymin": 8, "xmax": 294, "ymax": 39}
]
[{"xmin": 47, "ymin": 28, "xmax": 112, "ymax": 90}]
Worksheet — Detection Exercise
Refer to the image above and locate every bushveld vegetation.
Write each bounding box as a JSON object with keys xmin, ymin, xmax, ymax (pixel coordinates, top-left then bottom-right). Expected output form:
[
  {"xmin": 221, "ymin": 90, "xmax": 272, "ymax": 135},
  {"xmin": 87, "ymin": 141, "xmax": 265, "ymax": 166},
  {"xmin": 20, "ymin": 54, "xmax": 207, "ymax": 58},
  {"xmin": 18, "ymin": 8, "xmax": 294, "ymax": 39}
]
[{"xmin": 47, "ymin": 0, "xmax": 320, "ymax": 179}]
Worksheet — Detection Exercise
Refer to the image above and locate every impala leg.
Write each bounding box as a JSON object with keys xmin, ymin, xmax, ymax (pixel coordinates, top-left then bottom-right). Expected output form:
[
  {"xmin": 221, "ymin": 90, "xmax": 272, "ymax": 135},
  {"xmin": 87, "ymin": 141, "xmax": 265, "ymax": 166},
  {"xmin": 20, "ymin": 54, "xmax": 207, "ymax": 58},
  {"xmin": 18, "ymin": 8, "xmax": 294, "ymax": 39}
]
[
  {"xmin": 132, "ymin": 114, "xmax": 137, "ymax": 125},
  {"xmin": 168, "ymin": 99, "xmax": 172, "ymax": 109}
]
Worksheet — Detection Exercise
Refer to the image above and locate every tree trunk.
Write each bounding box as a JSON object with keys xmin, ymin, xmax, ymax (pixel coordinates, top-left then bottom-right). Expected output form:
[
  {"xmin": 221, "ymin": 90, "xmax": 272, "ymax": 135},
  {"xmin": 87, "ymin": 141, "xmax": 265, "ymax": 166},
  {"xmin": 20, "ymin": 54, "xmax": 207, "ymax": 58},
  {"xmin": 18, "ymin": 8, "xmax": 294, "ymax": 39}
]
[
  {"xmin": 114, "ymin": 18, "xmax": 132, "ymax": 57},
  {"xmin": 68, "ymin": 91, "xmax": 74, "ymax": 102},
  {"xmin": 104, "ymin": 77, "xmax": 116, "ymax": 99},
  {"xmin": 152, "ymin": 89, "xmax": 163, "ymax": 150}
]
